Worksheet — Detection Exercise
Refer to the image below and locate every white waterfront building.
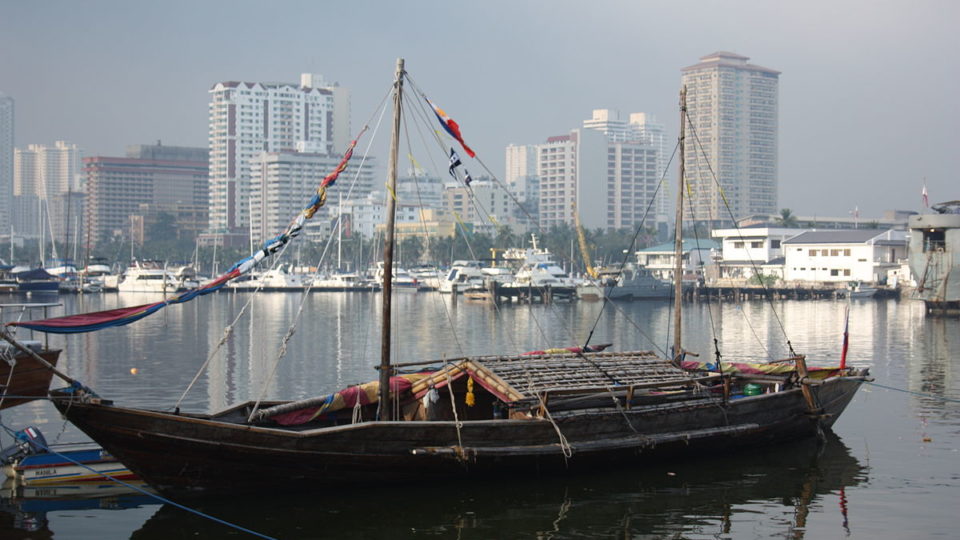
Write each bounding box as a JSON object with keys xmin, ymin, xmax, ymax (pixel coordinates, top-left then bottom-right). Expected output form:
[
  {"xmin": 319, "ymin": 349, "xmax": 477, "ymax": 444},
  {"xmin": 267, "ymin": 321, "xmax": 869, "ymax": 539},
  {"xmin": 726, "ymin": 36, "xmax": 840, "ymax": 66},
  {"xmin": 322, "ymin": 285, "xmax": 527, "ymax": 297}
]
[
  {"xmin": 681, "ymin": 52, "xmax": 779, "ymax": 228},
  {"xmin": 710, "ymin": 226, "xmax": 804, "ymax": 280},
  {"xmin": 782, "ymin": 230, "xmax": 907, "ymax": 285},
  {"xmin": 207, "ymin": 74, "xmax": 351, "ymax": 244}
]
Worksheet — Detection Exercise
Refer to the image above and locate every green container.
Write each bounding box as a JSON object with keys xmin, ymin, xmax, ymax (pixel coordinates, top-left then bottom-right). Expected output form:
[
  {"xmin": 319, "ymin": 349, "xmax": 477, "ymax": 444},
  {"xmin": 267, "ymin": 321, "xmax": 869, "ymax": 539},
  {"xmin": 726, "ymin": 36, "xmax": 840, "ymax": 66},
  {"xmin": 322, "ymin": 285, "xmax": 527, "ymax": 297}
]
[{"xmin": 743, "ymin": 383, "xmax": 763, "ymax": 396}]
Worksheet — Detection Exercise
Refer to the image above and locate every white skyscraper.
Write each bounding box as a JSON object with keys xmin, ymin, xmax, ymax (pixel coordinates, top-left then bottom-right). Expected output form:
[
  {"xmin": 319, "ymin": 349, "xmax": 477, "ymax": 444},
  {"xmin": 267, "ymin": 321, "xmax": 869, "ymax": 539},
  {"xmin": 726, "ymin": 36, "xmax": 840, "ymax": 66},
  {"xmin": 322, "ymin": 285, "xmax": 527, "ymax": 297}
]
[
  {"xmin": 0, "ymin": 93, "xmax": 12, "ymax": 238},
  {"xmin": 681, "ymin": 52, "xmax": 779, "ymax": 227},
  {"xmin": 583, "ymin": 110, "xmax": 670, "ymax": 228},
  {"xmin": 206, "ymin": 74, "xmax": 351, "ymax": 245},
  {"xmin": 12, "ymin": 141, "xmax": 83, "ymax": 246},
  {"xmin": 248, "ymin": 151, "xmax": 375, "ymax": 246},
  {"xmin": 505, "ymin": 143, "xmax": 539, "ymax": 217}
]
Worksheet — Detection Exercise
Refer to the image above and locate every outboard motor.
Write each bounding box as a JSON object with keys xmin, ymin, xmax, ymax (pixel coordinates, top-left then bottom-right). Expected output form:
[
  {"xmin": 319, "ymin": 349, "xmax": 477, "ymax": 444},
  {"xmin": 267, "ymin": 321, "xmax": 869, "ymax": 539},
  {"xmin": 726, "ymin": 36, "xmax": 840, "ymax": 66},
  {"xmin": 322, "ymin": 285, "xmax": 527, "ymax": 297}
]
[{"xmin": 0, "ymin": 426, "xmax": 48, "ymax": 464}]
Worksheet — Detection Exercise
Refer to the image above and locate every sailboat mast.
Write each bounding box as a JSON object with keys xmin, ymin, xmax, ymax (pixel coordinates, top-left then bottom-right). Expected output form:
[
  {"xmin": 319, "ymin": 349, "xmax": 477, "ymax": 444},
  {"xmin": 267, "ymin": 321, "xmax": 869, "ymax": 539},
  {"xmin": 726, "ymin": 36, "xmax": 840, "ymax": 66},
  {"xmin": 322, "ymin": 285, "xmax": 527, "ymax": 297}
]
[
  {"xmin": 672, "ymin": 86, "xmax": 687, "ymax": 362},
  {"xmin": 378, "ymin": 57, "xmax": 404, "ymax": 420}
]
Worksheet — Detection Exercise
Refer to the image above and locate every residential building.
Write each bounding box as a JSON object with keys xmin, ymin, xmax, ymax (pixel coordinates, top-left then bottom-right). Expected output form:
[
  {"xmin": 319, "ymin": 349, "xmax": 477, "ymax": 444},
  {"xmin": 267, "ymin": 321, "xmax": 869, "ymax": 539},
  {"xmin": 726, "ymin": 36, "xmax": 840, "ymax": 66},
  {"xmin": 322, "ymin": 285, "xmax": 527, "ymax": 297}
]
[
  {"xmin": 206, "ymin": 73, "xmax": 351, "ymax": 245},
  {"xmin": 341, "ymin": 191, "xmax": 425, "ymax": 240},
  {"xmin": 397, "ymin": 171, "xmax": 444, "ymax": 212},
  {"xmin": 12, "ymin": 141, "xmax": 83, "ymax": 246},
  {"xmin": 782, "ymin": 229, "xmax": 907, "ymax": 284},
  {"xmin": 444, "ymin": 177, "xmax": 520, "ymax": 236},
  {"xmin": 84, "ymin": 144, "xmax": 209, "ymax": 249},
  {"xmin": 537, "ymin": 129, "xmax": 607, "ymax": 230},
  {"xmin": 505, "ymin": 143, "xmax": 539, "ymax": 216},
  {"xmin": 582, "ymin": 110, "xmax": 668, "ymax": 230},
  {"xmin": 248, "ymin": 151, "xmax": 375, "ymax": 246},
  {"xmin": 681, "ymin": 52, "xmax": 779, "ymax": 228},
  {"xmin": 0, "ymin": 93, "xmax": 12, "ymax": 237}
]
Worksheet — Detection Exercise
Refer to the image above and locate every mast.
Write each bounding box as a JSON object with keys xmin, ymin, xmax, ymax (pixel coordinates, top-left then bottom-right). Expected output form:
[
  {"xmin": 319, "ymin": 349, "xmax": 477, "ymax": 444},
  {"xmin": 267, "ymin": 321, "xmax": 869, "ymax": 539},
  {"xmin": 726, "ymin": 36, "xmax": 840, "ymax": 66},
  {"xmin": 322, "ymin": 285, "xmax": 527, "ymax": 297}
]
[
  {"xmin": 672, "ymin": 86, "xmax": 687, "ymax": 363},
  {"xmin": 378, "ymin": 58, "xmax": 404, "ymax": 420}
]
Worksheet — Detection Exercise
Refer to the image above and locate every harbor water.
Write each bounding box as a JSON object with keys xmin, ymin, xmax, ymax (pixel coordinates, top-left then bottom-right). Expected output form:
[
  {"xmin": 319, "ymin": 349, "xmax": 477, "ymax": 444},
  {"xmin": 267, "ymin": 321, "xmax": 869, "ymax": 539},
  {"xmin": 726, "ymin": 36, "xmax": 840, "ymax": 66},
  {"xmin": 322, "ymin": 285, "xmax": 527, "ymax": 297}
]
[{"xmin": 1, "ymin": 292, "xmax": 957, "ymax": 539}]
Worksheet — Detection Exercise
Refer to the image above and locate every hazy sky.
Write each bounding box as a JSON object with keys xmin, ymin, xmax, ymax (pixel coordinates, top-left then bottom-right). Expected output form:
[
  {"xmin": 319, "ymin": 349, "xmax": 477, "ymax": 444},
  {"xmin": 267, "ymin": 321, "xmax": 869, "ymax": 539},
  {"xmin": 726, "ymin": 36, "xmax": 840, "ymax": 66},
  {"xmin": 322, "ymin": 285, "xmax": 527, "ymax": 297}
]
[{"xmin": 2, "ymin": 0, "xmax": 957, "ymax": 218}]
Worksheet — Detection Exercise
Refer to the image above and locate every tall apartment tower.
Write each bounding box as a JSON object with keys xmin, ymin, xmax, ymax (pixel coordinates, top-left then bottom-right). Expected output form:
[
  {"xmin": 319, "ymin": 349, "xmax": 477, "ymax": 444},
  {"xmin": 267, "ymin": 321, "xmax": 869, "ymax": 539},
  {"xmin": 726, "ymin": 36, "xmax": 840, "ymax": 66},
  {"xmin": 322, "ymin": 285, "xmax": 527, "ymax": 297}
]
[
  {"xmin": 505, "ymin": 144, "xmax": 539, "ymax": 216},
  {"xmin": 12, "ymin": 141, "xmax": 83, "ymax": 245},
  {"xmin": 681, "ymin": 52, "xmax": 779, "ymax": 227},
  {"xmin": 583, "ymin": 109, "xmax": 669, "ymax": 228},
  {"xmin": 248, "ymin": 151, "xmax": 375, "ymax": 246},
  {"xmin": 0, "ymin": 93, "xmax": 13, "ymax": 238},
  {"xmin": 206, "ymin": 74, "xmax": 350, "ymax": 246}
]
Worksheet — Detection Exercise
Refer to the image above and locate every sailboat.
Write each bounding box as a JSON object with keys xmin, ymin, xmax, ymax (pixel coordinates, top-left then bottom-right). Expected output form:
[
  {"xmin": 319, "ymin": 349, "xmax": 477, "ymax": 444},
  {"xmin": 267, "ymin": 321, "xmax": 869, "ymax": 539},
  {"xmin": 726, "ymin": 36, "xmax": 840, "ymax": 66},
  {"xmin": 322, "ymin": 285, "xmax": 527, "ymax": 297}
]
[{"xmin": 4, "ymin": 61, "xmax": 868, "ymax": 498}]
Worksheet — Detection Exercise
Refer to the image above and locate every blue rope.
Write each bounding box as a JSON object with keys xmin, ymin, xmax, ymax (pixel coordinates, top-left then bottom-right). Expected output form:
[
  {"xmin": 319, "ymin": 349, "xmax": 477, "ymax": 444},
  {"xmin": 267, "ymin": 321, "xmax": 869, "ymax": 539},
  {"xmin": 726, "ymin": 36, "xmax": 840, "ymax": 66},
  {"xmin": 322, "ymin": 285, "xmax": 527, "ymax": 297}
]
[
  {"xmin": 0, "ymin": 420, "xmax": 277, "ymax": 540},
  {"xmin": 863, "ymin": 381, "xmax": 960, "ymax": 404}
]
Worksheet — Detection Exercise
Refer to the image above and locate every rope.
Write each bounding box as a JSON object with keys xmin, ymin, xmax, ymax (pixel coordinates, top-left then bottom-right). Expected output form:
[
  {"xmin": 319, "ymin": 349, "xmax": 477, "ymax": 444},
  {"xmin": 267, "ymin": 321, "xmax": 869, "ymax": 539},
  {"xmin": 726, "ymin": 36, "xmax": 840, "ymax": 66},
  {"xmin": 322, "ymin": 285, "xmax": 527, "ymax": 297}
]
[
  {"xmin": 863, "ymin": 381, "xmax": 960, "ymax": 403},
  {"xmin": 445, "ymin": 371, "xmax": 464, "ymax": 455},
  {"xmin": 0, "ymin": 419, "xmax": 277, "ymax": 540}
]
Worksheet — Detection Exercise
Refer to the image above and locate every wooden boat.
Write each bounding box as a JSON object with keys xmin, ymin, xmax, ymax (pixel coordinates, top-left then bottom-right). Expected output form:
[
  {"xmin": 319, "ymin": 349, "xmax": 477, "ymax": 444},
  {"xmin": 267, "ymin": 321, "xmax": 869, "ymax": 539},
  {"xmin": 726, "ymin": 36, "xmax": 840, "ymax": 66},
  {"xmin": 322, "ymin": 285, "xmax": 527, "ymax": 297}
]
[
  {"xmin": 0, "ymin": 341, "xmax": 60, "ymax": 410},
  {"xmin": 15, "ymin": 62, "xmax": 868, "ymax": 499}
]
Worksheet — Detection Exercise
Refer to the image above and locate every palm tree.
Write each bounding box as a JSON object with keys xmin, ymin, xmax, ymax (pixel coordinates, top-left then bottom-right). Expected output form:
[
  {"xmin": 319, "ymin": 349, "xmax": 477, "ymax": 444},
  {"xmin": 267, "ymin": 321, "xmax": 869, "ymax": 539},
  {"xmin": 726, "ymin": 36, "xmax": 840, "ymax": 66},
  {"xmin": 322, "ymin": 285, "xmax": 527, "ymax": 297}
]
[{"xmin": 776, "ymin": 208, "xmax": 798, "ymax": 228}]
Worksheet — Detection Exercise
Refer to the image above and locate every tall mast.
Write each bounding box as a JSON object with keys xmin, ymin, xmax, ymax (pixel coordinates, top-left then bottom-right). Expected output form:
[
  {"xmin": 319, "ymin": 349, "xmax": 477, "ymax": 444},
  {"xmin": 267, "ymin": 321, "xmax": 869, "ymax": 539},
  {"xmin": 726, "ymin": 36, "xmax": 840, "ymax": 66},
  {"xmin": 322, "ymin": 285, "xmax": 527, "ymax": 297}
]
[
  {"xmin": 378, "ymin": 58, "xmax": 404, "ymax": 420},
  {"xmin": 672, "ymin": 86, "xmax": 687, "ymax": 363}
]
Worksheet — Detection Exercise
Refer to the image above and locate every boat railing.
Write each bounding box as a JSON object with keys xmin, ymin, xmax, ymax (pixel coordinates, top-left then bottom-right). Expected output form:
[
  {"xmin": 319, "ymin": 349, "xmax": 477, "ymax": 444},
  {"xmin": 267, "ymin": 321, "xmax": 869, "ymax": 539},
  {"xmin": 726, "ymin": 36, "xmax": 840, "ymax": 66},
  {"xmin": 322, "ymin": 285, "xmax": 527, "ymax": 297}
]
[{"xmin": 0, "ymin": 303, "xmax": 61, "ymax": 350}]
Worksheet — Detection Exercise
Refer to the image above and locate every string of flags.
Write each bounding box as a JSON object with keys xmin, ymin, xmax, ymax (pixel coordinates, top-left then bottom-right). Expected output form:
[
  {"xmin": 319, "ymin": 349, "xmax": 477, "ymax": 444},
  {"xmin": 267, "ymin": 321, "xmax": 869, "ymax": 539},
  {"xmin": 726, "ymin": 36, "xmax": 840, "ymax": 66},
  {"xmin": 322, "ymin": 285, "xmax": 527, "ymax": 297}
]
[{"xmin": 447, "ymin": 148, "xmax": 472, "ymax": 186}]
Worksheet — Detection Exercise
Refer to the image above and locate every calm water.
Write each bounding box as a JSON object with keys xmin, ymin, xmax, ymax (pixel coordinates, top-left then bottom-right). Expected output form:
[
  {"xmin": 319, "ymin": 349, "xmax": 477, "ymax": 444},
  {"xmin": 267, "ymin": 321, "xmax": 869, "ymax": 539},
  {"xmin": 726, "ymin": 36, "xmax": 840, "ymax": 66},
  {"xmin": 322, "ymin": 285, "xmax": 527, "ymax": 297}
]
[{"xmin": 1, "ymin": 291, "xmax": 957, "ymax": 539}]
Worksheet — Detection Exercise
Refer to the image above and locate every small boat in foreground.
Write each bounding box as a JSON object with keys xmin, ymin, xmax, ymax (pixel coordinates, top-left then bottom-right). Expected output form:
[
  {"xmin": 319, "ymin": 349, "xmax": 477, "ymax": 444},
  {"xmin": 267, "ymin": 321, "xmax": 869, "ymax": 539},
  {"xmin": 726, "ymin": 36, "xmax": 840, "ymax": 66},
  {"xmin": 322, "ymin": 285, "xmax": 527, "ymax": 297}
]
[{"xmin": 1, "ymin": 427, "xmax": 134, "ymax": 486}]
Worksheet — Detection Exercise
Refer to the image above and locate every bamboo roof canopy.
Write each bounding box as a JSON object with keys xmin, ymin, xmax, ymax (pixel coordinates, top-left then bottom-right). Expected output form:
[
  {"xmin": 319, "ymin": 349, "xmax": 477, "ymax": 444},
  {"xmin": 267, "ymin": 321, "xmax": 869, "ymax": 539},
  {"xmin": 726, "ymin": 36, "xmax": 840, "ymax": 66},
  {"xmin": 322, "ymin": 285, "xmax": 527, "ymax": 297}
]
[{"xmin": 410, "ymin": 351, "xmax": 699, "ymax": 402}]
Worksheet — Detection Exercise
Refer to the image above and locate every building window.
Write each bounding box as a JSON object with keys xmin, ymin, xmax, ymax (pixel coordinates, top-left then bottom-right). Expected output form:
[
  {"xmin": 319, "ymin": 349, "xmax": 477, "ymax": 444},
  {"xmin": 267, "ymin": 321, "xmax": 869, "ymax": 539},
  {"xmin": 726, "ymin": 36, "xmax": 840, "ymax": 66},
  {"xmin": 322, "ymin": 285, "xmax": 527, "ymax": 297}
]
[
  {"xmin": 734, "ymin": 241, "xmax": 744, "ymax": 248},
  {"xmin": 844, "ymin": 269, "xmax": 851, "ymax": 276},
  {"xmin": 809, "ymin": 249, "xmax": 817, "ymax": 256},
  {"xmin": 772, "ymin": 240, "xmax": 781, "ymax": 248}
]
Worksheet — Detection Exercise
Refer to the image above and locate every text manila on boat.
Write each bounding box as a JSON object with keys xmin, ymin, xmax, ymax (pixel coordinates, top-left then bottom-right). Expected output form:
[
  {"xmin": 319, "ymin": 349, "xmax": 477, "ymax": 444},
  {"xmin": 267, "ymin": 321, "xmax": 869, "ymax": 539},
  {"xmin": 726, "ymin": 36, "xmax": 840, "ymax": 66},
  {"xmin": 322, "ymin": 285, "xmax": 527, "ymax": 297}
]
[{"xmin": 2, "ymin": 61, "xmax": 868, "ymax": 498}]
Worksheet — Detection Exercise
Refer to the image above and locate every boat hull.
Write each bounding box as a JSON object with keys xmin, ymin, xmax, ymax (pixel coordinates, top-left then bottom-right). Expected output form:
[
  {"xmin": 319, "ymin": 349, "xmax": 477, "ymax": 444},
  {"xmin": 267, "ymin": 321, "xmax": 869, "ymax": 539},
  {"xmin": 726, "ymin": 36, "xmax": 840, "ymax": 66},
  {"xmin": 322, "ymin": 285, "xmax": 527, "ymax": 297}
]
[
  {"xmin": 50, "ymin": 374, "xmax": 865, "ymax": 497},
  {"xmin": 0, "ymin": 349, "xmax": 60, "ymax": 410}
]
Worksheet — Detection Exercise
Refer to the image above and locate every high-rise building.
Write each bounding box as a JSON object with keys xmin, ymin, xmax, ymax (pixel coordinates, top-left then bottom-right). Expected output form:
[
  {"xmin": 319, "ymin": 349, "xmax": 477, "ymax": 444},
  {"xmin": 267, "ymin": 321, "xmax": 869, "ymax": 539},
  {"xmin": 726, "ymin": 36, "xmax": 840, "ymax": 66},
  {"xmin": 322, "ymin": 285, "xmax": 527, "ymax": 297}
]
[
  {"xmin": 84, "ymin": 144, "xmax": 208, "ymax": 249},
  {"xmin": 206, "ymin": 74, "xmax": 351, "ymax": 246},
  {"xmin": 537, "ymin": 125, "xmax": 661, "ymax": 232},
  {"xmin": 505, "ymin": 144, "xmax": 539, "ymax": 217},
  {"xmin": 681, "ymin": 52, "xmax": 779, "ymax": 227},
  {"xmin": 12, "ymin": 141, "xmax": 83, "ymax": 245},
  {"xmin": 583, "ymin": 109, "xmax": 669, "ymax": 228},
  {"xmin": 248, "ymin": 151, "xmax": 375, "ymax": 246},
  {"xmin": 0, "ymin": 93, "xmax": 13, "ymax": 238}
]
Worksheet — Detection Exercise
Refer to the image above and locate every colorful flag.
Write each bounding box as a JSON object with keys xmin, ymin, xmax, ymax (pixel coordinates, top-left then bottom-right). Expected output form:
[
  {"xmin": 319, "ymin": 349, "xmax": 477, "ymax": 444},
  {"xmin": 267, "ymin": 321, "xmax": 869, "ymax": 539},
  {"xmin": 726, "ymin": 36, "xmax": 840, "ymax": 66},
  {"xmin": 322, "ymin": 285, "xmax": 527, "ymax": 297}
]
[
  {"xmin": 448, "ymin": 148, "xmax": 461, "ymax": 178},
  {"xmin": 427, "ymin": 98, "xmax": 475, "ymax": 158},
  {"xmin": 922, "ymin": 183, "xmax": 929, "ymax": 208}
]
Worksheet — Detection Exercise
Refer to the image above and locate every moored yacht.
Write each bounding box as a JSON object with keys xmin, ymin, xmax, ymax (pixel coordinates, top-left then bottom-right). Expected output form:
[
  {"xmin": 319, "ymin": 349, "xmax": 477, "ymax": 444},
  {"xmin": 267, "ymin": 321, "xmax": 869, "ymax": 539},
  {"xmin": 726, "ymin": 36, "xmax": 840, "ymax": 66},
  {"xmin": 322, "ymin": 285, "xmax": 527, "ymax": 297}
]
[{"xmin": 117, "ymin": 260, "xmax": 198, "ymax": 293}]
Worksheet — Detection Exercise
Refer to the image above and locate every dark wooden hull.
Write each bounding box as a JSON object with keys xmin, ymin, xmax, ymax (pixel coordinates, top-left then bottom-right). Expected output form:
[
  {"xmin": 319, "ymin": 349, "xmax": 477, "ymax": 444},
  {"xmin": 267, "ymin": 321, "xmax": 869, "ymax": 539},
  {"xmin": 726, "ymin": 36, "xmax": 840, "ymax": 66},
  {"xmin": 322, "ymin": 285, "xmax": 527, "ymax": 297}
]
[
  {"xmin": 50, "ymin": 374, "xmax": 865, "ymax": 498},
  {"xmin": 1, "ymin": 349, "xmax": 60, "ymax": 409}
]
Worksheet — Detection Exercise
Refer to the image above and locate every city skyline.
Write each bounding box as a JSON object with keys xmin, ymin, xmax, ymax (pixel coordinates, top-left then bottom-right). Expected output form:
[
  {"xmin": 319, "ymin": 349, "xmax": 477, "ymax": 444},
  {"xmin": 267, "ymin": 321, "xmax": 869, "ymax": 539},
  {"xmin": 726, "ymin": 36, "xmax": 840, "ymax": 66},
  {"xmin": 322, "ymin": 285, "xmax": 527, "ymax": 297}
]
[{"xmin": 2, "ymin": 1, "xmax": 957, "ymax": 218}]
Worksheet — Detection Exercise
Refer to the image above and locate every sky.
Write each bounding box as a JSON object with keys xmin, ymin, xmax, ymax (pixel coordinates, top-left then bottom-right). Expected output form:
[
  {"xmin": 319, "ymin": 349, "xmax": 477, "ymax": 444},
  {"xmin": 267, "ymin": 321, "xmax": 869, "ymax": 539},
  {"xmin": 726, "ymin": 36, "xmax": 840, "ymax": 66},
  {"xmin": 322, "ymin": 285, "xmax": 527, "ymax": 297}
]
[{"xmin": 2, "ymin": 0, "xmax": 958, "ymax": 218}]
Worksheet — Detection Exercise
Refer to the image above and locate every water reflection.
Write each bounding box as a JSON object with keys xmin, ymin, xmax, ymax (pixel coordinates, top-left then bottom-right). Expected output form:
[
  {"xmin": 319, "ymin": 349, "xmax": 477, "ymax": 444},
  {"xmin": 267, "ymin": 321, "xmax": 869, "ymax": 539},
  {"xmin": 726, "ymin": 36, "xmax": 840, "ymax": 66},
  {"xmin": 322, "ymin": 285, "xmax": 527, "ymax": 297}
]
[{"xmin": 120, "ymin": 433, "xmax": 864, "ymax": 539}]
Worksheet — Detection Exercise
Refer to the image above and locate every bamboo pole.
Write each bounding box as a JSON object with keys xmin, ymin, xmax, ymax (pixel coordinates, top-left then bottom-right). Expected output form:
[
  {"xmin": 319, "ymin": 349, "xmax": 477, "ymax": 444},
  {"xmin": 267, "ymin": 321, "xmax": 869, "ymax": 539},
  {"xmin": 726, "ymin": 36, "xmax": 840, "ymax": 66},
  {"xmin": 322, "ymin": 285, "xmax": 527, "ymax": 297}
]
[
  {"xmin": 672, "ymin": 86, "xmax": 687, "ymax": 363},
  {"xmin": 378, "ymin": 58, "xmax": 405, "ymax": 421}
]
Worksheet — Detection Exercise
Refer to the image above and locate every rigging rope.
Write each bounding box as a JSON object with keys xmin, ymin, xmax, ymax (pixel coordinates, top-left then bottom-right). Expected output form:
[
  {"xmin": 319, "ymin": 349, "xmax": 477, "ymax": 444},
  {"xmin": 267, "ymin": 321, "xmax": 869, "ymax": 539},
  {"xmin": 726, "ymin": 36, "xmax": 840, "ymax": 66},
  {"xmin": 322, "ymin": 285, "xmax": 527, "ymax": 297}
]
[{"xmin": 685, "ymin": 116, "xmax": 794, "ymax": 354}]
